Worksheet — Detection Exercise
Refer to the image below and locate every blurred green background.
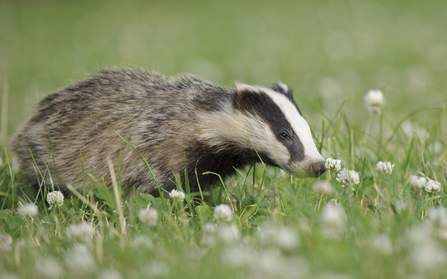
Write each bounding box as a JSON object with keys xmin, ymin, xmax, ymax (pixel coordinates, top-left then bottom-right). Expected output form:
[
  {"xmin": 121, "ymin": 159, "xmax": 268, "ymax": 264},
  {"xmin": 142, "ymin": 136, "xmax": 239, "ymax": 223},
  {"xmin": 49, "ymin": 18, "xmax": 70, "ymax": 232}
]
[{"xmin": 1, "ymin": 0, "xmax": 446, "ymax": 136}]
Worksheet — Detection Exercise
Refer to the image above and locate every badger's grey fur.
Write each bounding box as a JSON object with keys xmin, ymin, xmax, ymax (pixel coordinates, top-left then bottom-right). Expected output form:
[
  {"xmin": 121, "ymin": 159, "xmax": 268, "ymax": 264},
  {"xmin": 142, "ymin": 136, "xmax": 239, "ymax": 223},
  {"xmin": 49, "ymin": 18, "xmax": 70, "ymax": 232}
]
[{"xmin": 12, "ymin": 69, "xmax": 326, "ymax": 195}]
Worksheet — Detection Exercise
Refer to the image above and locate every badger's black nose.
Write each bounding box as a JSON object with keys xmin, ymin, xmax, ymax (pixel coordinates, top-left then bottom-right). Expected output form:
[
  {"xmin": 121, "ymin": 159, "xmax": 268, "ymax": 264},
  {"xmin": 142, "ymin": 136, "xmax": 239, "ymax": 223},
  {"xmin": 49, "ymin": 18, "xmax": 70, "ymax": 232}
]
[{"xmin": 310, "ymin": 161, "xmax": 327, "ymax": 177}]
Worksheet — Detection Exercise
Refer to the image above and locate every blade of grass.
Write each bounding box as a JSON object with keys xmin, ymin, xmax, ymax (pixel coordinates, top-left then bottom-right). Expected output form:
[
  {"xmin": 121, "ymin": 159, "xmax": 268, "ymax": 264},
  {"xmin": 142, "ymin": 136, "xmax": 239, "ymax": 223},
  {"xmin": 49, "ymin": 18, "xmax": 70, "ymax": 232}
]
[{"xmin": 108, "ymin": 160, "xmax": 126, "ymax": 236}]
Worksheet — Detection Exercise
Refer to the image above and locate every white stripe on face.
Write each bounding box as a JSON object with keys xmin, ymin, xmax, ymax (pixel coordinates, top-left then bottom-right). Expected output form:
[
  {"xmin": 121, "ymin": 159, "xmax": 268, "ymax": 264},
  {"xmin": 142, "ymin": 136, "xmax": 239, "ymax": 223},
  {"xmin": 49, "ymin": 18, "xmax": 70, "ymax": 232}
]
[{"xmin": 259, "ymin": 87, "xmax": 324, "ymax": 175}]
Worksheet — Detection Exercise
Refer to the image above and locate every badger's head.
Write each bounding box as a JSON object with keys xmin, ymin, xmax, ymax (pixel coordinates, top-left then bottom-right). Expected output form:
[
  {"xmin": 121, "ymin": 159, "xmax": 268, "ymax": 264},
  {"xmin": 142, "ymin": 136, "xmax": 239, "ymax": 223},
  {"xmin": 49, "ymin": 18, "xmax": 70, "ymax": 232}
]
[{"xmin": 198, "ymin": 81, "xmax": 326, "ymax": 178}]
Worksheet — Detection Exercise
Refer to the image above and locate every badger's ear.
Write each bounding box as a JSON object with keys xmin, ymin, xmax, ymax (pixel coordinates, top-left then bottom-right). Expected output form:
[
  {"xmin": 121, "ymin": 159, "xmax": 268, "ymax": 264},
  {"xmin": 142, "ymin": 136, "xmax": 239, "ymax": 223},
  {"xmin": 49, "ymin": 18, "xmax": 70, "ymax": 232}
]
[
  {"xmin": 234, "ymin": 82, "xmax": 261, "ymax": 109},
  {"xmin": 272, "ymin": 81, "xmax": 294, "ymax": 97},
  {"xmin": 235, "ymin": 82, "xmax": 258, "ymax": 94},
  {"xmin": 275, "ymin": 81, "xmax": 288, "ymax": 92}
]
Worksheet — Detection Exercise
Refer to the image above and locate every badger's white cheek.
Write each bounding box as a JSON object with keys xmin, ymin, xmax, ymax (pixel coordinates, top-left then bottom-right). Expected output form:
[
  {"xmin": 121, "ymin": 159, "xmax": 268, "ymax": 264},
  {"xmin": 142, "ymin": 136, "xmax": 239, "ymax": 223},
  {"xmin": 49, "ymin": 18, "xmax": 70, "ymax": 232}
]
[
  {"xmin": 246, "ymin": 124, "xmax": 290, "ymax": 167},
  {"xmin": 267, "ymin": 143, "xmax": 290, "ymax": 168}
]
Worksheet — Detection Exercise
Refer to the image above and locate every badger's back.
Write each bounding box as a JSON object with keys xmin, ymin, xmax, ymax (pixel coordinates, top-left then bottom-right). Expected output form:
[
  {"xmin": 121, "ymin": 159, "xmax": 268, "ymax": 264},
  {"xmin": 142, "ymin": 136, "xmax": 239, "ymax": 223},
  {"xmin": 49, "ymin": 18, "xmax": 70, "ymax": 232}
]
[{"xmin": 12, "ymin": 69, "xmax": 235, "ymax": 194}]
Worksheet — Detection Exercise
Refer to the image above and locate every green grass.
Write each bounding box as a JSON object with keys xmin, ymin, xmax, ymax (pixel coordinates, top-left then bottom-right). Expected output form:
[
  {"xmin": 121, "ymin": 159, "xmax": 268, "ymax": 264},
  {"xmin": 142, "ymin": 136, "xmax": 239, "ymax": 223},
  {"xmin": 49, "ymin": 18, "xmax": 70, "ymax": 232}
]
[{"xmin": 1, "ymin": 0, "xmax": 447, "ymax": 278}]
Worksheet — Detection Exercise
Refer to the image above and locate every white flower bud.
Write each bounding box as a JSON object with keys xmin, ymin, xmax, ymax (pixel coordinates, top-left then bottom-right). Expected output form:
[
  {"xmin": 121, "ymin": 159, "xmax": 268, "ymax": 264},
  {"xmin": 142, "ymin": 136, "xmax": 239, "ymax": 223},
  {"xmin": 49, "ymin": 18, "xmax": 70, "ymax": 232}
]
[
  {"xmin": 139, "ymin": 208, "xmax": 158, "ymax": 226},
  {"xmin": 217, "ymin": 224, "xmax": 240, "ymax": 243},
  {"xmin": 169, "ymin": 189, "xmax": 185, "ymax": 202},
  {"xmin": 376, "ymin": 161, "xmax": 394, "ymax": 174},
  {"xmin": 364, "ymin": 89, "xmax": 384, "ymax": 114},
  {"xmin": 321, "ymin": 204, "xmax": 347, "ymax": 239},
  {"xmin": 18, "ymin": 203, "xmax": 38, "ymax": 217},
  {"xmin": 66, "ymin": 222, "xmax": 95, "ymax": 242},
  {"xmin": 257, "ymin": 226, "xmax": 300, "ymax": 250},
  {"xmin": 325, "ymin": 158, "xmax": 341, "ymax": 172},
  {"xmin": 46, "ymin": 191, "xmax": 64, "ymax": 208},
  {"xmin": 65, "ymin": 244, "xmax": 96, "ymax": 274},
  {"xmin": 213, "ymin": 204, "xmax": 233, "ymax": 222},
  {"xmin": 336, "ymin": 169, "xmax": 360, "ymax": 185},
  {"xmin": 35, "ymin": 257, "xmax": 64, "ymax": 279},
  {"xmin": 311, "ymin": 181, "xmax": 334, "ymax": 195},
  {"xmin": 425, "ymin": 180, "xmax": 442, "ymax": 194},
  {"xmin": 410, "ymin": 176, "xmax": 427, "ymax": 188}
]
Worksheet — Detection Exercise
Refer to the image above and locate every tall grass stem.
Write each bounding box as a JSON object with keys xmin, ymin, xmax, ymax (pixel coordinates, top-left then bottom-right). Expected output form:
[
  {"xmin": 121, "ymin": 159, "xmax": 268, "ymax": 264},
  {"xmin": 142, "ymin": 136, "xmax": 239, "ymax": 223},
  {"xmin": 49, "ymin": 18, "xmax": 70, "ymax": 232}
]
[{"xmin": 108, "ymin": 160, "xmax": 127, "ymax": 236}]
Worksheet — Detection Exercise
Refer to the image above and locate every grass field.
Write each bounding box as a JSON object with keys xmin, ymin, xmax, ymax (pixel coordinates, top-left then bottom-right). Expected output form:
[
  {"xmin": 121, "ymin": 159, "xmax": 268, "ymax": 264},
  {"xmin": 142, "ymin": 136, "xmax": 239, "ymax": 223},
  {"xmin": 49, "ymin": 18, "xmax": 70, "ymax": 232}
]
[{"xmin": 1, "ymin": 0, "xmax": 447, "ymax": 278}]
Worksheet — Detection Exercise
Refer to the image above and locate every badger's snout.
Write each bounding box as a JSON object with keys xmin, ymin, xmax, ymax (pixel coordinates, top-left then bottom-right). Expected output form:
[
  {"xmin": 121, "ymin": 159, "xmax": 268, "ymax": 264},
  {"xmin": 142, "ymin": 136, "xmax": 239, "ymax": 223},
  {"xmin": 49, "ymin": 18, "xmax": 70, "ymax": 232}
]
[{"xmin": 309, "ymin": 161, "xmax": 327, "ymax": 177}]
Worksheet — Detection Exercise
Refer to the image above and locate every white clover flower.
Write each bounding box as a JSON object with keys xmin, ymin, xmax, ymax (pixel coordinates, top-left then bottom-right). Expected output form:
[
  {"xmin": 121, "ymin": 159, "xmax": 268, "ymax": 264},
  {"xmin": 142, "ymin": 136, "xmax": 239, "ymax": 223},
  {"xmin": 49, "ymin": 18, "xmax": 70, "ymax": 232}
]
[
  {"xmin": 64, "ymin": 244, "xmax": 96, "ymax": 273},
  {"xmin": 169, "ymin": 189, "xmax": 185, "ymax": 202},
  {"xmin": 400, "ymin": 120, "xmax": 414, "ymax": 137},
  {"xmin": 336, "ymin": 169, "xmax": 360, "ymax": 185},
  {"xmin": 311, "ymin": 181, "xmax": 335, "ymax": 195},
  {"xmin": 251, "ymin": 248, "xmax": 283, "ymax": 276},
  {"xmin": 46, "ymin": 191, "xmax": 64, "ymax": 209},
  {"xmin": 18, "ymin": 203, "xmax": 38, "ymax": 217},
  {"xmin": 425, "ymin": 180, "xmax": 442, "ymax": 193},
  {"xmin": 35, "ymin": 257, "xmax": 64, "ymax": 279},
  {"xmin": 0, "ymin": 234, "xmax": 13, "ymax": 251},
  {"xmin": 97, "ymin": 269, "xmax": 123, "ymax": 279},
  {"xmin": 364, "ymin": 89, "xmax": 384, "ymax": 114},
  {"xmin": 217, "ymin": 224, "xmax": 240, "ymax": 243},
  {"xmin": 369, "ymin": 234, "xmax": 393, "ymax": 254},
  {"xmin": 412, "ymin": 241, "xmax": 447, "ymax": 270},
  {"xmin": 130, "ymin": 235, "xmax": 154, "ymax": 249},
  {"xmin": 322, "ymin": 205, "xmax": 347, "ymax": 228},
  {"xmin": 405, "ymin": 224, "xmax": 433, "ymax": 245},
  {"xmin": 321, "ymin": 204, "xmax": 347, "ymax": 239},
  {"xmin": 66, "ymin": 222, "xmax": 95, "ymax": 242},
  {"xmin": 410, "ymin": 175, "xmax": 427, "ymax": 188},
  {"xmin": 428, "ymin": 206, "xmax": 447, "ymax": 240},
  {"xmin": 257, "ymin": 226, "xmax": 300, "ymax": 250},
  {"xmin": 139, "ymin": 208, "xmax": 158, "ymax": 226},
  {"xmin": 401, "ymin": 121, "xmax": 428, "ymax": 140},
  {"xmin": 213, "ymin": 204, "xmax": 233, "ymax": 222},
  {"xmin": 375, "ymin": 161, "xmax": 394, "ymax": 174},
  {"xmin": 428, "ymin": 206, "xmax": 447, "ymax": 228},
  {"xmin": 325, "ymin": 158, "xmax": 341, "ymax": 173},
  {"xmin": 407, "ymin": 228, "xmax": 447, "ymax": 270}
]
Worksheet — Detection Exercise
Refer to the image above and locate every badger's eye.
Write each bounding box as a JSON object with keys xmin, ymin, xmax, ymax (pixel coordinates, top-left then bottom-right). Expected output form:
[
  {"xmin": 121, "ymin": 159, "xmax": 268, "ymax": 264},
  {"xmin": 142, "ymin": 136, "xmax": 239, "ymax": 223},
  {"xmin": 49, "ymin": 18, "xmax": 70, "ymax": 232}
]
[{"xmin": 279, "ymin": 132, "xmax": 290, "ymax": 139}]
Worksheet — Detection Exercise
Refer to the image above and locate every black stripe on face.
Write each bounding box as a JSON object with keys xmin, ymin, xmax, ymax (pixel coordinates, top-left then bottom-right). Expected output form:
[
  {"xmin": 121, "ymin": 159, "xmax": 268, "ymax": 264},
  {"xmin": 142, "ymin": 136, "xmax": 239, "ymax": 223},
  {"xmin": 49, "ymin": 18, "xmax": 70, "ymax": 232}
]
[
  {"xmin": 234, "ymin": 89, "xmax": 305, "ymax": 162},
  {"xmin": 271, "ymin": 84, "xmax": 302, "ymax": 116}
]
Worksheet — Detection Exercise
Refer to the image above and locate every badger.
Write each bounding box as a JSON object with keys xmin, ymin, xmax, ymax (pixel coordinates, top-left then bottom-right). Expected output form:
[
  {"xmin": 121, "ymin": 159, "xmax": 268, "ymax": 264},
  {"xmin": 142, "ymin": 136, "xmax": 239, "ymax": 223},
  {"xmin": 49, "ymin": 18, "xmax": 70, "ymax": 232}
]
[{"xmin": 11, "ymin": 69, "xmax": 326, "ymax": 196}]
